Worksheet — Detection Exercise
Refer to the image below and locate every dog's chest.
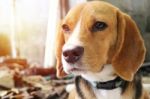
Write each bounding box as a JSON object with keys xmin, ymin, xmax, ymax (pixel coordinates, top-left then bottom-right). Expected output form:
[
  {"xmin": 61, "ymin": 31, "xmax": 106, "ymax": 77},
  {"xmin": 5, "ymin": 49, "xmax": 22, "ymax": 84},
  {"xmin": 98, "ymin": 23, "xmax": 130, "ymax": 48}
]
[{"xmin": 93, "ymin": 88, "xmax": 122, "ymax": 99}]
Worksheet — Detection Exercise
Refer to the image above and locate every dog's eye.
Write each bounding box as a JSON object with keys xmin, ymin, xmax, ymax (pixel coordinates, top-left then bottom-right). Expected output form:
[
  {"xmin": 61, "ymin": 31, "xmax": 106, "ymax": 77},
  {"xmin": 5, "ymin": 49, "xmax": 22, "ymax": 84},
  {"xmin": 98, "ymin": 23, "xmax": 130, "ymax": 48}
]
[
  {"xmin": 91, "ymin": 21, "xmax": 107, "ymax": 32},
  {"xmin": 62, "ymin": 24, "xmax": 70, "ymax": 33}
]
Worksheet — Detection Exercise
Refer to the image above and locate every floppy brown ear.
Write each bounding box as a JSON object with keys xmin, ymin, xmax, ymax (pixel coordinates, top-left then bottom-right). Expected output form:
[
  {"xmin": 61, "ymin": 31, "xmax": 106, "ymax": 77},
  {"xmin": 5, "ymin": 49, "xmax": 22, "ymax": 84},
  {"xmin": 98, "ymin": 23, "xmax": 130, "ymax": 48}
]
[
  {"xmin": 112, "ymin": 11, "xmax": 146, "ymax": 81},
  {"xmin": 55, "ymin": 21, "xmax": 67, "ymax": 78}
]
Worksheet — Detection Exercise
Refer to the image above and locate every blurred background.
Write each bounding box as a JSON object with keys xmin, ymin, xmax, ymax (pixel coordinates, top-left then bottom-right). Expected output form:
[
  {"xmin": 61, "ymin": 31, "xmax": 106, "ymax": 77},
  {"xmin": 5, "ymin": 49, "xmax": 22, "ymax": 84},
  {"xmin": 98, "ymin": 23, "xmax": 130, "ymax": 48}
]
[
  {"xmin": 0, "ymin": 0, "xmax": 149, "ymax": 98},
  {"xmin": 0, "ymin": 0, "xmax": 149, "ymax": 67}
]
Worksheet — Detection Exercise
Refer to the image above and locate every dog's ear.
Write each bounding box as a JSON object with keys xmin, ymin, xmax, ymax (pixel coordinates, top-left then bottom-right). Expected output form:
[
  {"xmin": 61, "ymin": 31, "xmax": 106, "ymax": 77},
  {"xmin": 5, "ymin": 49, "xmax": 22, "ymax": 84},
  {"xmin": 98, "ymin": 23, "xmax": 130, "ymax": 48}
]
[
  {"xmin": 55, "ymin": 21, "xmax": 67, "ymax": 78},
  {"xmin": 112, "ymin": 10, "xmax": 146, "ymax": 81}
]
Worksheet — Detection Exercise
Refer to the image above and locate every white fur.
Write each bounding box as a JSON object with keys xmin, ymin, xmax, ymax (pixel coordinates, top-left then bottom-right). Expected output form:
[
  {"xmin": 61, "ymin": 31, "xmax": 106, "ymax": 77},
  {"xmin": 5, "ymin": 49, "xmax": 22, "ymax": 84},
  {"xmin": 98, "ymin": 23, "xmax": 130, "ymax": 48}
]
[
  {"xmin": 62, "ymin": 20, "xmax": 82, "ymax": 50},
  {"xmin": 82, "ymin": 65, "xmax": 122, "ymax": 99},
  {"xmin": 81, "ymin": 64, "xmax": 117, "ymax": 82},
  {"xmin": 94, "ymin": 88, "xmax": 121, "ymax": 99},
  {"xmin": 62, "ymin": 20, "xmax": 83, "ymax": 74},
  {"xmin": 66, "ymin": 84, "xmax": 75, "ymax": 92}
]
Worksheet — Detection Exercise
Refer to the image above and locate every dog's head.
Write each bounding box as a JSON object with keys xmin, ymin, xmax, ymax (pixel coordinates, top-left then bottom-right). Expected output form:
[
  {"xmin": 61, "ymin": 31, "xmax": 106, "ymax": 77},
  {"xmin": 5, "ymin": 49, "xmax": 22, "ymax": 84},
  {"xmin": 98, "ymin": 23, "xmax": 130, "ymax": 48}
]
[{"xmin": 55, "ymin": 1, "xmax": 146, "ymax": 81}]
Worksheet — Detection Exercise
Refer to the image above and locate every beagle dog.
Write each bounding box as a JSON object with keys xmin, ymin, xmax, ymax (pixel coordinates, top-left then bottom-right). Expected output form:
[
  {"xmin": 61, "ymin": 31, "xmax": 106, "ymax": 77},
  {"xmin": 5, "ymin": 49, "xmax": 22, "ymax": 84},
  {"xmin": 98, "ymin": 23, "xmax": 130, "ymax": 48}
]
[{"xmin": 55, "ymin": 1, "xmax": 149, "ymax": 99}]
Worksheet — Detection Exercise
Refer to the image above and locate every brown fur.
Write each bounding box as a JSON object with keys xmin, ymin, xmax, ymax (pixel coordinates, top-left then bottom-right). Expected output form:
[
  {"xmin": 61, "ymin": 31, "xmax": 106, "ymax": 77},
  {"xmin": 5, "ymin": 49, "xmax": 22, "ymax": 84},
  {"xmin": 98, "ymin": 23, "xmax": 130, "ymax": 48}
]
[
  {"xmin": 75, "ymin": 76, "xmax": 96, "ymax": 99},
  {"xmin": 55, "ymin": 1, "xmax": 149, "ymax": 99},
  {"xmin": 55, "ymin": 21, "xmax": 67, "ymax": 77},
  {"xmin": 112, "ymin": 11, "xmax": 146, "ymax": 81}
]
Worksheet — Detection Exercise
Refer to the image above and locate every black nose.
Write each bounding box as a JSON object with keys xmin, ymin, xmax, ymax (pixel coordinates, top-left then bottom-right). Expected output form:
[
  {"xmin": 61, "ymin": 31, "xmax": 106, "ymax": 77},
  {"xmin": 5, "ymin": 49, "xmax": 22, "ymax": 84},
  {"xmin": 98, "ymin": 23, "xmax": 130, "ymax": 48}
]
[{"xmin": 63, "ymin": 46, "xmax": 84, "ymax": 63}]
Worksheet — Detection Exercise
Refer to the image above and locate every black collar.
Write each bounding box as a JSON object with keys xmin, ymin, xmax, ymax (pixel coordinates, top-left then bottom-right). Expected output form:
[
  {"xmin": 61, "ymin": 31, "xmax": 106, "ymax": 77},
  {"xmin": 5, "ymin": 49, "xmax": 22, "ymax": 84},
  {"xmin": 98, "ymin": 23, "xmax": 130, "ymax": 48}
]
[{"xmin": 94, "ymin": 77, "xmax": 125, "ymax": 90}]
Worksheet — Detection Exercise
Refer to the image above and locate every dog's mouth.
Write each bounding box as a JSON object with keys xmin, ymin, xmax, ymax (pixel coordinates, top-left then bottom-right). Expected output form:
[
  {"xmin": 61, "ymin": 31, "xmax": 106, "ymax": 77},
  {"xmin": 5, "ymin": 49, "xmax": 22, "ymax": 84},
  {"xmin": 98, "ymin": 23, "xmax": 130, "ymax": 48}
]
[
  {"xmin": 70, "ymin": 68, "xmax": 85, "ymax": 72},
  {"xmin": 68, "ymin": 67, "xmax": 87, "ymax": 74},
  {"xmin": 64, "ymin": 62, "xmax": 105, "ymax": 75}
]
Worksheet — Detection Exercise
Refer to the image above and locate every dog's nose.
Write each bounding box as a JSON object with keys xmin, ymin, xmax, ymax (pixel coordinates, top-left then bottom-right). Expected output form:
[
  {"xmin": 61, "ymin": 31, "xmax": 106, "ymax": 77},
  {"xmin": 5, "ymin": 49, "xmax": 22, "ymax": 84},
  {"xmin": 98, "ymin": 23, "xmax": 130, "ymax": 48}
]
[{"xmin": 63, "ymin": 46, "xmax": 84, "ymax": 63}]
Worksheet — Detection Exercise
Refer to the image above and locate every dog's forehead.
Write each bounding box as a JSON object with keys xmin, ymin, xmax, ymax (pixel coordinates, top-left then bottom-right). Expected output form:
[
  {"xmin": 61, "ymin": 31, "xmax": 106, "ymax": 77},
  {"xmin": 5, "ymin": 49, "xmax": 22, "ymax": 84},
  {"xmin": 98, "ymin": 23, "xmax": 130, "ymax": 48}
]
[
  {"xmin": 64, "ymin": 1, "xmax": 117, "ymax": 25},
  {"xmin": 81, "ymin": 2, "xmax": 117, "ymax": 18},
  {"xmin": 63, "ymin": 3, "xmax": 86, "ymax": 24}
]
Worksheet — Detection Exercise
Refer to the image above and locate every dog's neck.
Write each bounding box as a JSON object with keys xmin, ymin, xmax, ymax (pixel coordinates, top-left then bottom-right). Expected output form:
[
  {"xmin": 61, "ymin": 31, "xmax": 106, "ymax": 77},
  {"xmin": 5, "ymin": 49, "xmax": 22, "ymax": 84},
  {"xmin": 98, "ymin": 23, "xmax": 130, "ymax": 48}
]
[
  {"xmin": 80, "ymin": 65, "xmax": 123, "ymax": 99},
  {"xmin": 81, "ymin": 64, "xmax": 117, "ymax": 87}
]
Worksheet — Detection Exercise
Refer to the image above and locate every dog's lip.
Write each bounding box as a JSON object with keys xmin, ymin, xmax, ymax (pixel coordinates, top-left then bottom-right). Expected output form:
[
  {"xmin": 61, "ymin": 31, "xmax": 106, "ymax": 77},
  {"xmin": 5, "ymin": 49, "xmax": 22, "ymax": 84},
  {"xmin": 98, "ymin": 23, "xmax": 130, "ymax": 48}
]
[{"xmin": 69, "ymin": 67, "xmax": 86, "ymax": 72}]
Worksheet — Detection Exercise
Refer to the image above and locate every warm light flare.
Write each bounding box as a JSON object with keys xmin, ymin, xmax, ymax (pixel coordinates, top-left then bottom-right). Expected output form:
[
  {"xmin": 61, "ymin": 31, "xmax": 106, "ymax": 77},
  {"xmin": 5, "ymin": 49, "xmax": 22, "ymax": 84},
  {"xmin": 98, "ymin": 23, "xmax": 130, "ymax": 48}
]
[
  {"xmin": 10, "ymin": 0, "xmax": 17, "ymax": 58},
  {"xmin": 44, "ymin": 0, "xmax": 59, "ymax": 67}
]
